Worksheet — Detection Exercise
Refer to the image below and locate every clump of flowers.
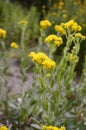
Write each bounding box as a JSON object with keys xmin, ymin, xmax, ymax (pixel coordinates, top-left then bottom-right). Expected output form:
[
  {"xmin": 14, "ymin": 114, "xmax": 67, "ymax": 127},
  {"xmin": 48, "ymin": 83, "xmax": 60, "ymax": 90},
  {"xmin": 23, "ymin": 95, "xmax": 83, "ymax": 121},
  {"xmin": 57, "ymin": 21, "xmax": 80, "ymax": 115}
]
[
  {"xmin": 0, "ymin": 28, "xmax": 7, "ymax": 38},
  {"xmin": 74, "ymin": 33, "xmax": 85, "ymax": 40},
  {"xmin": 10, "ymin": 42, "xmax": 19, "ymax": 49},
  {"xmin": 54, "ymin": 25, "xmax": 66, "ymax": 35},
  {"xmin": 42, "ymin": 125, "xmax": 66, "ymax": 130},
  {"xmin": 40, "ymin": 20, "xmax": 51, "ymax": 29},
  {"xmin": 0, "ymin": 126, "xmax": 8, "ymax": 130},
  {"xmin": 29, "ymin": 52, "xmax": 56, "ymax": 70},
  {"xmin": 45, "ymin": 34, "xmax": 63, "ymax": 47},
  {"xmin": 61, "ymin": 20, "xmax": 82, "ymax": 33}
]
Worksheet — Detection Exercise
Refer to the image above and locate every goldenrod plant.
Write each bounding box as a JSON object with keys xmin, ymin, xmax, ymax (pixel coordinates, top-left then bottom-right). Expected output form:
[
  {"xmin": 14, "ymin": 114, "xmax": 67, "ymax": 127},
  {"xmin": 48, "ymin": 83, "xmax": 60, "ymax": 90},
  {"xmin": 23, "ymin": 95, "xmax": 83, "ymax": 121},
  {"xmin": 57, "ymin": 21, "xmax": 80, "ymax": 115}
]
[
  {"xmin": 29, "ymin": 20, "xmax": 86, "ymax": 130},
  {"xmin": 0, "ymin": 6, "xmax": 86, "ymax": 129}
]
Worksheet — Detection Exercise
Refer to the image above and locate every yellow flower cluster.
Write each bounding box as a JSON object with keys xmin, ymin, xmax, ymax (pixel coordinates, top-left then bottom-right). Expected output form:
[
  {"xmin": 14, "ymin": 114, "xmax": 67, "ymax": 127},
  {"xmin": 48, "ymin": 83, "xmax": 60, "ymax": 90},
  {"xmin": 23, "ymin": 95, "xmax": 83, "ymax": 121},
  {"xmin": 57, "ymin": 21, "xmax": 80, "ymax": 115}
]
[
  {"xmin": 68, "ymin": 53, "xmax": 78, "ymax": 63},
  {"xmin": 54, "ymin": 25, "xmax": 65, "ymax": 35},
  {"xmin": 29, "ymin": 52, "xmax": 56, "ymax": 70},
  {"xmin": 42, "ymin": 59, "xmax": 56, "ymax": 70},
  {"xmin": 40, "ymin": 20, "xmax": 51, "ymax": 29},
  {"xmin": 58, "ymin": 1, "xmax": 64, "ymax": 9},
  {"xmin": 75, "ymin": 33, "xmax": 85, "ymax": 40},
  {"xmin": 61, "ymin": 20, "xmax": 82, "ymax": 32},
  {"xmin": 0, "ymin": 28, "xmax": 7, "ymax": 38},
  {"xmin": 18, "ymin": 20, "xmax": 28, "ymax": 26},
  {"xmin": 10, "ymin": 42, "xmax": 19, "ymax": 49},
  {"xmin": 0, "ymin": 126, "xmax": 8, "ymax": 130},
  {"xmin": 45, "ymin": 34, "xmax": 63, "ymax": 46},
  {"xmin": 42, "ymin": 125, "xmax": 66, "ymax": 130}
]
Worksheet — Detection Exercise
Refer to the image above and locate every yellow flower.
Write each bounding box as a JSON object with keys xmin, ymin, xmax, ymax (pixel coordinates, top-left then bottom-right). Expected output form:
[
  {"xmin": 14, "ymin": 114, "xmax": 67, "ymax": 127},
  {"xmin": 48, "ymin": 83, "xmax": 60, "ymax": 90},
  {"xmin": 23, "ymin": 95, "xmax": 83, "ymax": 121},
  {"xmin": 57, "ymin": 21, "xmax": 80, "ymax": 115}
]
[
  {"xmin": 18, "ymin": 20, "xmax": 28, "ymax": 26},
  {"xmin": 62, "ymin": 14, "xmax": 67, "ymax": 19},
  {"xmin": 29, "ymin": 52, "xmax": 56, "ymax": 70},
  {"xmin": 54, "ymin": 25, "xmax": 65, "ymax": 35},
  {"xmin": 58, "ymin": 1, "xmax": 64, "ymax": 10},
  {"xmin": 10, "ymin": 42, "xmax": 19, "ymax": 49},
  {"xmin": 29, "ymin": 52, "xmax": 48, "ymax": 64},
  {"xmin": 61, "ymin": 20, "xmax": 82, "ymax": 32},
  {"xmin": 29, "ymin": 52, "xmax": 36, "ymax": 58},
  {"xmin": 40, "ymin": 20, "xmax": 51, "ymax": 29},
  {"xmin": 59, "ymin": 1, "xmax": 64, "ymax": 6},
  {"xmin": 75, "ymin": 33, "xmax": 85, "ymax": 40},
  {"xmin": 42, "ymin": 125, "xmax": 66, "ymax": 130},
  {"xmin": 71, "ymin": 22, "xmax": 82, "ymax": 32},
  {"xmin": 45, "ymin": 34, "xmax": 63, "ymax": 46},
  {"xmin": 0, "ymin": 28, "xmax": 7, "ymax": 38},
  {"xmin": 61, "ymin": 20, "xmax": 75, "ymax": 28},
  {"xmin": 42, "ymin": 59, "xmax": 56, "ymax": 70},
  {"xmin": 0, "ymin": 126, "xmax": 8, "ymax": 130}
]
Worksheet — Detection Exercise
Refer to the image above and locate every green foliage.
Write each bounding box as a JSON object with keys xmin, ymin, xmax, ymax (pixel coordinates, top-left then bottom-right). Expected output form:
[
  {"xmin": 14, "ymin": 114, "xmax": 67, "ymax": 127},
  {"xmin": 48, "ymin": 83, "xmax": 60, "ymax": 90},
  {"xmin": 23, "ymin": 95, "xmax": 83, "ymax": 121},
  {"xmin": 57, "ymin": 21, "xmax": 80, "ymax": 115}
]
[
  {"xmin": 0, "ymin": 2, "xmax": 86, "ymax": 129},
  {"xmin": 0, "ymin": 1, "xmax": 40, "ymax": 45}
]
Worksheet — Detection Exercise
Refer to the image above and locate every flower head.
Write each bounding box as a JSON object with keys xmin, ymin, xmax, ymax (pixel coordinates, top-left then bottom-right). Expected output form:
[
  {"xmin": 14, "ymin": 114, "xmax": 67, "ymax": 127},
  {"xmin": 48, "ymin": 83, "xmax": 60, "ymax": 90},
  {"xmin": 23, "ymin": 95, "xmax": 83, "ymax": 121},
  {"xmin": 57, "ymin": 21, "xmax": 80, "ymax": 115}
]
[
  {"xmin": 42, "ymin": 59, "xmax": 56, "ymax": 70},
  {"xmin": 75, "ymin": 33, "xmax": 85, "ymax": 40},
  {"xmin": 10, "ymin": 42, "xmax": 19, "ymax": 49},
  {"xmin": 29, "ymin": 52, "xmax": 56, "ymax": 70},
  {"xmin": 55, "ymin": 25, "xmax": 65, "ymax": 35},
  {"xmin": 18, "ymin": 20, "xmax": 28, "ymax": 26},
  {"xmin": 61, "ymin": 20, "xmax": 82, "ymax": 32},
  {"xmin": 45, "ymin": 34, "xmax": 63, "ymax": 46},
  {"xmin": 40, "ymin": 20, "xmax": 51, "ymax": 29},
  {"xmin": 42, "ymin": 125, "xmax": 66, "ymax": 130},
  {"xmin": 0, "ymin": 29, "xmax": 7, "ymax": 38},
  {"xmin": 0, "ymin": 126, "xmax": 8, "ymax": 130}
]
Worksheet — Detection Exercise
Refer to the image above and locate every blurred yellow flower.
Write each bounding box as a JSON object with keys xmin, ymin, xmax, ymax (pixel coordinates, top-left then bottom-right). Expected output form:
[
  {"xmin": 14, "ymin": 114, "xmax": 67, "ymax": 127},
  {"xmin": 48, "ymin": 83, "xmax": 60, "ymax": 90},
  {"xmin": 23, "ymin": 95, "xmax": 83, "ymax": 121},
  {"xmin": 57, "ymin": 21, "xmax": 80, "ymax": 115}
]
[
  {"xmin": 59, "ymin": 1, "xmax": 64, "ymax": 6},
  {"xmin": 40, "ymin": 20, "xmax": 51, "ymax": 29},
  {"xmin": 42, "ymin": 125, "xmax": 66, "ymax": 130},
  {"xmin": 42, "ymin": 59, "xmax": 56, "ymax": 70},
  {"xmin": 62, "ymin": 14, "xmax": 67, "ymax": 19},
  {"xmin": 0, "ymin": 28, "xmax": 7, "ymax": 38},
  {"xmin": 18, "ymin": 20, "xmax": 28, "ymax": 26},
  {"xmin": 61, "ymin": 20, "xmax": 82, "ymax": 32},
  {"xmin": 10, "ymin": 42, "xmax": 19, "ymax": 49},
  {"xmin": 55, "ymin": 25, "xmax": 65, "ymax": 35},
  {"xmin": 75, "ymin": 33, "xmax": 85, "ymax": 40},
  {"xmin": 42, "ymin": 5, "xmax": 46, "ymax": 9},
  {"xmin": 0, "ymin": 126, "xmax": 8, "ymax": 130}
]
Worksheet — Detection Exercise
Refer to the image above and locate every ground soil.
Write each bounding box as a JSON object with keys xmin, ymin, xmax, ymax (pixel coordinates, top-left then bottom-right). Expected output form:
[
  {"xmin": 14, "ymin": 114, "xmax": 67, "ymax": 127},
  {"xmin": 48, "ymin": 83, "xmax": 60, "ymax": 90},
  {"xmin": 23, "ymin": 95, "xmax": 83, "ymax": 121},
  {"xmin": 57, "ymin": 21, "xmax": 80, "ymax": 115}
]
[{"xmin": 7, "ymin": 59, "xmax": 33, "ymax": 94}]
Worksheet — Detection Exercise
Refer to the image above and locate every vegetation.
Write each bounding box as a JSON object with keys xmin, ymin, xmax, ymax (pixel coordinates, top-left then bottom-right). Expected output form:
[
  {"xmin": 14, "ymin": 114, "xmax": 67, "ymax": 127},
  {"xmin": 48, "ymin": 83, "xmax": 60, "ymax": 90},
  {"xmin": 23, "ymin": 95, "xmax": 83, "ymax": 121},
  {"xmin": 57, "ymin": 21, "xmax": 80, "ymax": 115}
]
[{"xmin": 0, "ymin": 1, "xmax": 86, "ymax": 130}]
